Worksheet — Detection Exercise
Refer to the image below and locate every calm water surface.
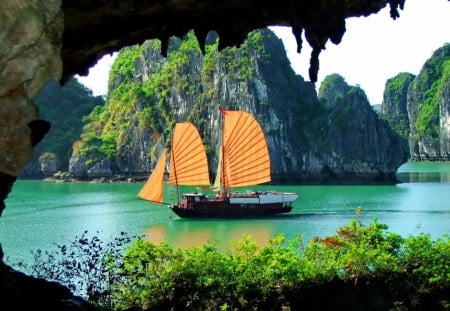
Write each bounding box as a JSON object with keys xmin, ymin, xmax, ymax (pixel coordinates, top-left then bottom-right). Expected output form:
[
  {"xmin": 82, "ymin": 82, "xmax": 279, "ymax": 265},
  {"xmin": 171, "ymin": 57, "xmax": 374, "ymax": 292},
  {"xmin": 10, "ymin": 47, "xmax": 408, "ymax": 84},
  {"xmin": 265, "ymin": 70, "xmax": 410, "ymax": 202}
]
[{"xmin": 1, "ymin": 162, "xmax": 450, "ymax": 263}]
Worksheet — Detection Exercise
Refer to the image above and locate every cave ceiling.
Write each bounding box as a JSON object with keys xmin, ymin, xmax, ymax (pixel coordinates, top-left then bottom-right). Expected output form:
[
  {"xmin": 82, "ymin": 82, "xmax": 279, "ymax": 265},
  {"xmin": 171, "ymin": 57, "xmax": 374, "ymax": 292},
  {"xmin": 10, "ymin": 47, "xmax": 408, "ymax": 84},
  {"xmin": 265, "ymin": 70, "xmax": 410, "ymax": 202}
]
[{"xmin": 62, "ymin": 0, "xmax": 407, "ymax": 83}]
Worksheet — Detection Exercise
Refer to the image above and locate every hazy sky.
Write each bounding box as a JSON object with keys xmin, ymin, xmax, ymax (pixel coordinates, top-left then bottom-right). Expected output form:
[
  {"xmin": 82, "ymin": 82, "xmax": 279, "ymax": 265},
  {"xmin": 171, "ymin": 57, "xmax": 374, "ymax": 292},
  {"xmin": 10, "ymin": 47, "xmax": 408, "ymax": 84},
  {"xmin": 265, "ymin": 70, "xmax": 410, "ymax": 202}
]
[{"xmin": 77, "ymin": 0, "xmax": 450, "ymax": 104}]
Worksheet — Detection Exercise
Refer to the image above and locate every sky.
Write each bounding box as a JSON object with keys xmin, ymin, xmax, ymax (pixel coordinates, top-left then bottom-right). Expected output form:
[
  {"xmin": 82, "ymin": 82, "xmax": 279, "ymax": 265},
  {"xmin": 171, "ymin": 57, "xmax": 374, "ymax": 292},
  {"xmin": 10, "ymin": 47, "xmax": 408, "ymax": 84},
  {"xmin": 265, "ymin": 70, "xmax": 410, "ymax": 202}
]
[{"xmin": 77, "ymin": 0, "xmax": 450, "ymax": 104}]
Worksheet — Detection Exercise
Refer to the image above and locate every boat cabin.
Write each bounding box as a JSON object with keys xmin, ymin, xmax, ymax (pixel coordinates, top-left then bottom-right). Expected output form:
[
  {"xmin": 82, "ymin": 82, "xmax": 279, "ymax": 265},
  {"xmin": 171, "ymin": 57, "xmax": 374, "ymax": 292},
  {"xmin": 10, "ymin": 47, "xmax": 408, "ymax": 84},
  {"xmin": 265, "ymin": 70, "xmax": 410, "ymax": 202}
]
[{"xmin": 182, "ymin": 193, "xmax": 206, "ymax": 202}]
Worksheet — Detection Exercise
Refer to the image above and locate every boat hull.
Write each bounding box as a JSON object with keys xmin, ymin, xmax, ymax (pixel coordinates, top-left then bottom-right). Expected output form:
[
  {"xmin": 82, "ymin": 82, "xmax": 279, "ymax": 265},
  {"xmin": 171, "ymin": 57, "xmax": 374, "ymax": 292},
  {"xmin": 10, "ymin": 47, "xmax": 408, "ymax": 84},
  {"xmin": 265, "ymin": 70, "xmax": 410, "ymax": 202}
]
[
  {"xmin": 169, "ymin": 192, "xmax": 298, "ymax": 218},
  {"xmin": 170, "ymin": 203, "xmax": 293, "ymax": 218}
]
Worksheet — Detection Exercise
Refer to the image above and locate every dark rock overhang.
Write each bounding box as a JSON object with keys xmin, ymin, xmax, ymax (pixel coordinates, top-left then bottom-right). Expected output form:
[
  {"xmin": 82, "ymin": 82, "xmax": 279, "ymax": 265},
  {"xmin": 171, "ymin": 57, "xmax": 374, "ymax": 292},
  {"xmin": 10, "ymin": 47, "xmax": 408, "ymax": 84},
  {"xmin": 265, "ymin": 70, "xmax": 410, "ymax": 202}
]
[{"xmin": 61, "ymin": 0, "xmax": 406, "ymax": 83}]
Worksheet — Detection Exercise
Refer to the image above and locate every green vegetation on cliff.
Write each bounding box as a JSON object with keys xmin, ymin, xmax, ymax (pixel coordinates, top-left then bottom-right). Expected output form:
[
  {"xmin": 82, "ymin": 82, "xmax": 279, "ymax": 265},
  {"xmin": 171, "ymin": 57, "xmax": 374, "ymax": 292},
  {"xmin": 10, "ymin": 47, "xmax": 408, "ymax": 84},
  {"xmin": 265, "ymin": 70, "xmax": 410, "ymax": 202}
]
[
  {"xmin": 415, "ymin": 80, "xmax": 441, "ymax": 140},
  {"xmin": 382, "ymin": 72, "xmax": 415, "ymax": 137},
  {"xmin": 412, "ymin": 44, "xmax": 450, "ymax": 142},
  {"xmin": 73, "ymin": 30, "xmax": 270, "ymax": 164},
  {"xmin": 318, "ymin": 73, "xmax": 347, "ymax": 96}
]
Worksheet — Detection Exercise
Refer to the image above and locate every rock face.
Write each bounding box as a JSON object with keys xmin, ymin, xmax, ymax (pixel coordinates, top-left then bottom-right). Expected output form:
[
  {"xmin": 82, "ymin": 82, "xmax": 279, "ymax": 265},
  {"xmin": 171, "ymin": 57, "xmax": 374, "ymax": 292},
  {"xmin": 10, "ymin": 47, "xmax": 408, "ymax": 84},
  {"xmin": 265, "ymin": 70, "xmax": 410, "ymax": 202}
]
[
  {"xmin": 440, "ymin": 67, "xmax": 450, "ymax": 157},
  {"xmin": 40, "ymin": 156, "xmax": 58, "ymax": 177},
  {"xmin": 70, "ymin": 30, "xmax": 407, "ymax": 183},
  {"xmin": 407, "ymin": 44, "xmax": 450, "ymax": 160},
  {"xmin": 0, "ymin": 245, "xmax": 91, "ymax": 311},
  {"xmin": 381, "ymin": 72, "xmax": 415, "ymax": 138},
  {"xmin": 69, "ymin": 155, "xmax": 90, "ymax": 178},
  {"xmin": 0, "ymin": 0, "xmax": 62, "ymax": 217},
  {"xmin": 315, "ymin": 74, "xmax": 407, "ymax": 183},
  {"xmin": 87, "ymin": 158, "xmax": 113, "ymax": 178},
  {"xmin": 0, "ymin": 0, "xmax": 63, "ymax": 178}
]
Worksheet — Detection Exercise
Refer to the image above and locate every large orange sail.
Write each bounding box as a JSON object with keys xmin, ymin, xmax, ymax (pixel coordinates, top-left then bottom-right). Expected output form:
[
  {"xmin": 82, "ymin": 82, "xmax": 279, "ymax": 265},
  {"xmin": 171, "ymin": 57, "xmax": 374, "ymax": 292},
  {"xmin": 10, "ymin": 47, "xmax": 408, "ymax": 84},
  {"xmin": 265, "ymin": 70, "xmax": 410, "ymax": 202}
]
[
  {"xmin": 222, "ymin": 110, "xmax": 271, "ymax": 188},
  {"xmin": 138, "ymin": 150, "xmax": 167, "ymax": 203},
  {"xmin": 169, "ymin": 123, "xmax": 210, "ymax": 186}
]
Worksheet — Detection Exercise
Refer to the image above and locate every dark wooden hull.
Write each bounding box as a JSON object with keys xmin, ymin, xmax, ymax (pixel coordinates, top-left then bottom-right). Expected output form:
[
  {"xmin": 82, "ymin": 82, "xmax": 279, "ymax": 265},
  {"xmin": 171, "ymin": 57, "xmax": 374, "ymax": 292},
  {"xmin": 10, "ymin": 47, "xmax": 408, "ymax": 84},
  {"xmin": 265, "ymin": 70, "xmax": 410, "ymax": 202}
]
[{"xmin": 169, "ymin": 201, "xmax": 293, "ymax": 218}]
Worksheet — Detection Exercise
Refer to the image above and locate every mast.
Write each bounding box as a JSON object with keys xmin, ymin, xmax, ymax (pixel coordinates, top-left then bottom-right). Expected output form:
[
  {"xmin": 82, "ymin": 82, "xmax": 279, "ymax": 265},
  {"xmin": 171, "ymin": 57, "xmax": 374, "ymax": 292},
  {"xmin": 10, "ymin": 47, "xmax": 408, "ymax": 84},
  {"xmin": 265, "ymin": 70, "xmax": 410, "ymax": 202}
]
[
  {"xmin": 170, "ymin": 127, "xmax": 180, "ymax": 205},
  {"xmin": 220, "ymin": 108, "xmax": 226, "ymax": 194},
  {"xmin": 211, "ymin": 147, "xmax": 222, "ymax": 191}
]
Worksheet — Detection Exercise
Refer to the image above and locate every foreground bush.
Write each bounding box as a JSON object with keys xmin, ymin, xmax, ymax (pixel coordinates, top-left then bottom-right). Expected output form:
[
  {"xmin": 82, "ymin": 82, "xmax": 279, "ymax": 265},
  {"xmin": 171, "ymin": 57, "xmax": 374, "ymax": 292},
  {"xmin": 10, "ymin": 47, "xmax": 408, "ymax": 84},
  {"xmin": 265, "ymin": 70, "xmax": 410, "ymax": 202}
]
[
  {"xmin": 15, "ymin": 219, "xmax": 450, "ymax": 310},
  {"xmin": 13, "ymin": 231, "xmax": 134, "ymax": 309}
]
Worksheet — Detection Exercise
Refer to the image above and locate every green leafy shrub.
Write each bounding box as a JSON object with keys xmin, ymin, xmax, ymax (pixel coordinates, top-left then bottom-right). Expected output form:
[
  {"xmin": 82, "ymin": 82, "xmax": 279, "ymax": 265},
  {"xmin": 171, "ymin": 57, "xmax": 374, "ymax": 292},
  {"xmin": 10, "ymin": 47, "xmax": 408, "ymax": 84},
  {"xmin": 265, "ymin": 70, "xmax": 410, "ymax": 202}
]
[
  {"xmin": 117, "ymin": 219, "xmax": 449, "ymax": 310},
  {"xmin": 110, "ymin": 219, "xmax": 448, "ymax": 310},
  {"xmin": 109, "ymin": 45, "xmax": 144, "ymax": 82},
  {"xmin": 14, "ymin": 219, "xmax": 450, "ymax": 310},
  {"xmin": 401, "ymin": 234, "xmax": 450, "ymax": 292},
  {"xmin": 38, "ymin": 152, "xmax": 58, "ymax": 165}
]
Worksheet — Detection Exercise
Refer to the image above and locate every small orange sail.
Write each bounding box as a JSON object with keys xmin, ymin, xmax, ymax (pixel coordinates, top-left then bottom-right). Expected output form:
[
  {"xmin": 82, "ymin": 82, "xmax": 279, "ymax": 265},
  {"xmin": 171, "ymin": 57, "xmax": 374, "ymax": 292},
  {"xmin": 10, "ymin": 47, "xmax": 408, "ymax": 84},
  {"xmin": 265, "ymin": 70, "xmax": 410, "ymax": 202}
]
[
  {"xmin": 222, "ymin": 110, "xmax": 271, "ymax": 188},
  {"xmin": 169, "ymin": 123, "xmax": 210, "ymax": 186},
  {"xmin": 138, "ymin": 150, "xmax": 167, "ymax": 203}
]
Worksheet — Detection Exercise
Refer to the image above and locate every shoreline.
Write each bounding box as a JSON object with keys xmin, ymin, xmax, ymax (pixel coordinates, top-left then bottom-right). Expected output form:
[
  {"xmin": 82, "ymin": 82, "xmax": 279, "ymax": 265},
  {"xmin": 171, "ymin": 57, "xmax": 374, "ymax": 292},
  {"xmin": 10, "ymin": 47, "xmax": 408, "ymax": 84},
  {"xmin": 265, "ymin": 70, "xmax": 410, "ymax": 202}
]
[{"xmin": 22, "ymin": 174, "xmax": 401, "ymax": 185}]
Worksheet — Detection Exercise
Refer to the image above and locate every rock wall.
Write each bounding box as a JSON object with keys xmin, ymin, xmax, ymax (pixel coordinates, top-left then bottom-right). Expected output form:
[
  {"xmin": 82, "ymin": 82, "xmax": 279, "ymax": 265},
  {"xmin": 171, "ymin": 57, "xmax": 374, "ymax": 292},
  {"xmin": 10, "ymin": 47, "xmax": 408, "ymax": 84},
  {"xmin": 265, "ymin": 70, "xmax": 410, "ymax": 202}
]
[
  {"xmin": 381, "ymin": 72, "xmax": 415, "ymax": 138},
  {"xmin": 0, "ymin": 3, "xmax": 91, "ymax": 310},
  {"xmin": 0, "ymin": 0, "xmax": 63, "ymax": 216},
  {"xmin": 0, "ymin": 0, "xmax": 63, "ymax": 177},
  {"xmin": 439, "ymin": 69, "xmax": 450, "ymax": 157},
  {"xmin": 315, "ymin": 74, "xmax": 407, "ymax": 183}
]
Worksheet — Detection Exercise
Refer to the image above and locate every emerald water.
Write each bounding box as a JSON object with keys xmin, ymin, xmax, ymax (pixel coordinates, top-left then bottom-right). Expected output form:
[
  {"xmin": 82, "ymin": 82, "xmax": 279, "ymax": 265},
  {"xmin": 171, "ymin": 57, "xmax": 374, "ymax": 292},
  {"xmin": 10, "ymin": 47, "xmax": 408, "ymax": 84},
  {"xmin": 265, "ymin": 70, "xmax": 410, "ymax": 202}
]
[{"xmin": 1, "ymin": 162, "xmax": 450, "ymax": 263}]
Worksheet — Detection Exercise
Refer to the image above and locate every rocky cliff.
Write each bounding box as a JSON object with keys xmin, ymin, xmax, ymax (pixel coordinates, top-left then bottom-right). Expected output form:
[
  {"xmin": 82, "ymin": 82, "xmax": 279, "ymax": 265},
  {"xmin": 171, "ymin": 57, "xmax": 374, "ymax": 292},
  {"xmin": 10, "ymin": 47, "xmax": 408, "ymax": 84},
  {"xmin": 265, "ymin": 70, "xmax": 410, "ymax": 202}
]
[
  {"xmin": 407, "ymin": 44, "xmax": 450, "ymax": 160},
  {"xmin": 69, "ymin": 29, "xmax": 407, "ymax": 183},
  {"xmin": 381, "ymin": 72, "xmax": 415, "ymax": 138},
  {"xmin": 315, "ymin": 74, "xmax": 407, "ymax": 183}
]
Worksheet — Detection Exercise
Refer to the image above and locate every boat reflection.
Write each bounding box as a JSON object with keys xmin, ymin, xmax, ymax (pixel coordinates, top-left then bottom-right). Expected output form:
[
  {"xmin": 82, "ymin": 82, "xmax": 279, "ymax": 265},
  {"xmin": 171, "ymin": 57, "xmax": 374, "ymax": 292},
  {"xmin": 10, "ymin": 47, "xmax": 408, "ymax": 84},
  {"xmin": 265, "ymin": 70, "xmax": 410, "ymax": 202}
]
[{"xmin": 145, "ymin": 220, "xmax": 273, "ymax": 251}]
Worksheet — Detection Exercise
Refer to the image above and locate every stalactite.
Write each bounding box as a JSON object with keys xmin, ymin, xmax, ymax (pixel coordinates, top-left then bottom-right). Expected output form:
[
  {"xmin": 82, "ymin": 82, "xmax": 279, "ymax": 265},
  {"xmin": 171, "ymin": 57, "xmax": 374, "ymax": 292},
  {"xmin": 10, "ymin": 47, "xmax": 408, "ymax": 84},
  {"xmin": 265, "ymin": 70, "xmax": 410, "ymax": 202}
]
[
  {"xmin": 61, "ymin": 0, "xmax": 405, "ymax": 83},
  {"xmin": 291, "ymin": 23, "xmax": 303, "ymax": 54},
  {"xmin": 389, "ymin": 0, "xmax": 406, "ymax": 19}
]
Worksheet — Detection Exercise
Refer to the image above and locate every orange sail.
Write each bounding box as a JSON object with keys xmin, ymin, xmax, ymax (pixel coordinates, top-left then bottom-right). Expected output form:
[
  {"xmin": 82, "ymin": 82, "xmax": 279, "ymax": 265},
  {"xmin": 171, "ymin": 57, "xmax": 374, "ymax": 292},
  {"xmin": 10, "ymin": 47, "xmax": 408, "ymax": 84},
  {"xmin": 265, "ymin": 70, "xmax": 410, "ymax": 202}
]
[
  {"xmin": 138, "ymin": 150, "xmax": 167, "ymax": 203},
  {"xmin": 169, "ymin": 123, "xmax": 210, "ymax": 186},
  {"xmin": 222, "ymin": 110, "xmax": 271, "ymax": 188}
]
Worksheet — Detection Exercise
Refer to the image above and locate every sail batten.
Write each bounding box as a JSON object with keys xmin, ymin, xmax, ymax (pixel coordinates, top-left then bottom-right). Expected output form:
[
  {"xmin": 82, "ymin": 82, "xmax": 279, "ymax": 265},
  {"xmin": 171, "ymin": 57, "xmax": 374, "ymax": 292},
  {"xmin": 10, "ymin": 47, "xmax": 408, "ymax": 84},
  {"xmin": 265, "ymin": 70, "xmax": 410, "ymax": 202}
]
[
  {"xmin": 227, "ymin": 144, "xmax": 268, "ymax": 164},
  {"xmin": 222, "ymin": 110, "xmax": 271, "ymax": 188}
]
